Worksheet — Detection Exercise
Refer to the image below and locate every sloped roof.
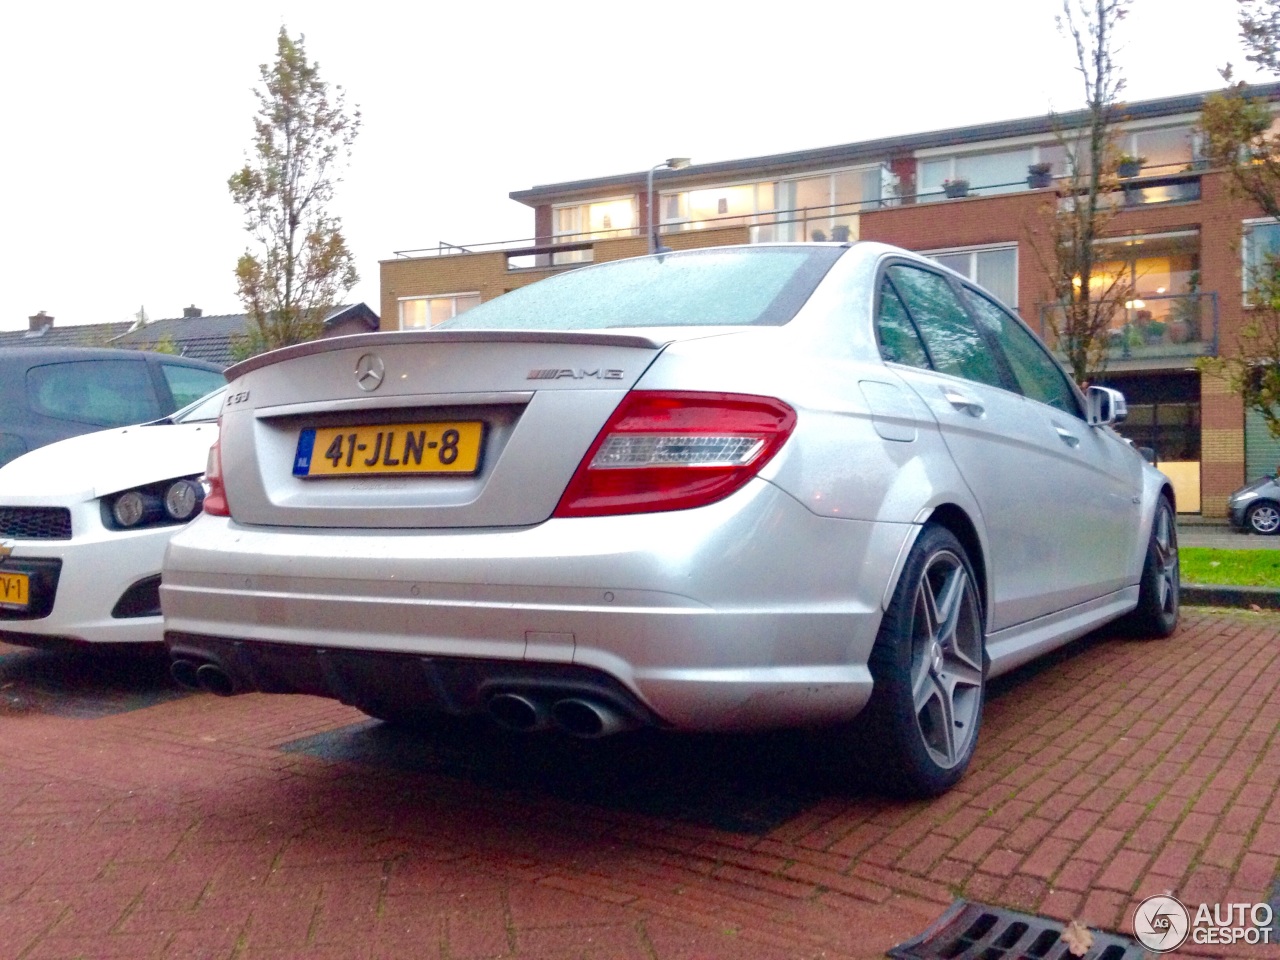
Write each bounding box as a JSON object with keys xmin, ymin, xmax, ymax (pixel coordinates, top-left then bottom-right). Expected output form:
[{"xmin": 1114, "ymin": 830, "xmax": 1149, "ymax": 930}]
[
  {"xmin": 3, "ymin": 305, "xmax": 379, "ymax": 368},
  {"xmin": 111, "ymin": 303, "xmax": 380, "ymax": 367},
  {"xmin": 0, "ymin": 321, "xmax": 132, "ymax": 349}
]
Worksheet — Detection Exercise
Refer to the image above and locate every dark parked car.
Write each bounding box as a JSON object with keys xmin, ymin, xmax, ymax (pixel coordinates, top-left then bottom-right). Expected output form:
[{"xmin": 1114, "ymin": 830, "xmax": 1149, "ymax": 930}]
[
  {"xmin": 0, "ymin": 347, "xmax": 225, "ymax": 468},
  {"xmin": 1228, "ymin": 471, "xmax": 1280, "ymax": 534}
]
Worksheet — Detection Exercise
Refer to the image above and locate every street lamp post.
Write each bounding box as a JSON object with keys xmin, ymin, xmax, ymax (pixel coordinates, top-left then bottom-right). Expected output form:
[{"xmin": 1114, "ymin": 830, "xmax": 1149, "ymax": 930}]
[{"xmin": 647, "ymin": 157, "xmax": 691, "ymax": 254}]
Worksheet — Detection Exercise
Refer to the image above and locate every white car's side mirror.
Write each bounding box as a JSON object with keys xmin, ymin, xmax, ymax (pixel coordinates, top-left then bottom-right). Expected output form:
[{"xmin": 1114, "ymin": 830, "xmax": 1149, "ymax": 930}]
[{"xmin": 1087, "ymin": 385, "xmax": 1128, "ymax": 426}]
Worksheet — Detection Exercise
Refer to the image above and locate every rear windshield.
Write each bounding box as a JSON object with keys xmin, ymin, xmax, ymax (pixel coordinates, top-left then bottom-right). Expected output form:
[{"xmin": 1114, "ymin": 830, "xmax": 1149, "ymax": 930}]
[{"xmin": 435, "ymin": 246, "xmax": 844, "ymax": 331}]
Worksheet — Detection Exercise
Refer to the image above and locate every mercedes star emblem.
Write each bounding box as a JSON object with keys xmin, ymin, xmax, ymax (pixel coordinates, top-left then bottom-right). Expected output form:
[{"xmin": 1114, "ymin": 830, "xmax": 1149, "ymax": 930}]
[{"xmin": 354, "ymin": 353, "xmax": 385, "ymax": 392}]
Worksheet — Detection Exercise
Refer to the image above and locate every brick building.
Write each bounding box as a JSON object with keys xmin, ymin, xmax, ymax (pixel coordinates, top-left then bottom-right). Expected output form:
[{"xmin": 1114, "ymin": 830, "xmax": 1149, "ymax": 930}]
[{"xmin": 380, "ymin": 83, "xmax": 1280, "ymax": 517}]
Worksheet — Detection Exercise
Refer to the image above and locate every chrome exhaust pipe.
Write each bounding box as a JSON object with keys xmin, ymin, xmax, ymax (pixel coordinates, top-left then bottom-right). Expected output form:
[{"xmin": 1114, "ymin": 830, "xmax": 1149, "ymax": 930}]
[
  {"xmin": 169, "ymin": 658, "xmax": 201, "ymax": 690},
  {"xmin": 195, "ymin": 662, "xmax": 237, "ymax": 697},
  {"xmin": 551, "ymin": 698, "xmax": 639, "ymax": 739},
  {"xmin": 487, "ymin": 692, "xmax": 550, "ymax": 732}
]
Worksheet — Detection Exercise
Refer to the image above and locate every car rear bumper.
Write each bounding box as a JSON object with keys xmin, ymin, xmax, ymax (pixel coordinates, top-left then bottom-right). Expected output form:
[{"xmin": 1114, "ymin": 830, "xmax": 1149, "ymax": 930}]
[{"xmin": 162, "ymin": 481, "xmax": 915, "ymax": 731}]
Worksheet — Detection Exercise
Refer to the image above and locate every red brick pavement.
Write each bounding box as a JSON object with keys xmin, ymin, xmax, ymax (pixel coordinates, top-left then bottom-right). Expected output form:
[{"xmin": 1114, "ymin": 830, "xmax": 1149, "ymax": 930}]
[{"xmin": 1, "ymin": 607, "xmax": 1279, "ymax": 959}]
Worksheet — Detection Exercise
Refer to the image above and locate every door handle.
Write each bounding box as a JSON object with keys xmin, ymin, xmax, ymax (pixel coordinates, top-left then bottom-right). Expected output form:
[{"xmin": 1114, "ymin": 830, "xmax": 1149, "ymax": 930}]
[
  {"xmin": 1056, "ymin": 426, "xmax": 1080, "ymax": 448},
  {"xmin": 942, "ymin": 389, "xmax": 985, "ymax": 417}
]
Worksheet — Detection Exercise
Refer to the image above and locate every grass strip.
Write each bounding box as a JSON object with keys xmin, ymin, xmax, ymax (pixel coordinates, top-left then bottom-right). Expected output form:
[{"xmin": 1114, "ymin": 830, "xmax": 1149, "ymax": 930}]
[{"xmin": 1180, "ymin": 547, "xmax": 1280, "ymax": 588}]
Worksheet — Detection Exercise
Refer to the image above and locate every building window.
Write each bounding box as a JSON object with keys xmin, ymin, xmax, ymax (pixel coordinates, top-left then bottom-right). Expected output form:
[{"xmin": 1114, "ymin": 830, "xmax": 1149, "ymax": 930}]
[
  {"xmin": 918, "ymin": 148, "xmax": 1036, "ymax": 200},
  {"xmin": 1243, "ymin": 219, "xmax": 1280, "ymax": 304},
  {"xmin": 925, "ymin": 244, "xmax": 1018, "ymax": 308},
  {"xmin": 552, "ymin": 197, "xmax": 637, "ymax": 263},
  {"xmin": 916, "ymin": 122, "xmax": 1198, "ymax": 200},
  {"xmin": 399, "ymin": 293, "xmax": 481, "ymax": 330},
  {"xmin": 659, "ymin": 167, "xmax": 885, "ymax": 243}
]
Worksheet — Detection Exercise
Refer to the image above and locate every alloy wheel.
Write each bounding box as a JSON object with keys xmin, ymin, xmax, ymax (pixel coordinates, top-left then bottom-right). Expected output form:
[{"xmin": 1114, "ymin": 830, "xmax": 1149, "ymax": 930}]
[
  {"xmin": 1151, "ymin": 503, "xmax": 1179, "ymax": 612},
  {"xmin": 908, "ymin": 550, "xmax": 984, "ymax": 769},
  {"xmin": 1250, "ymin": 503, "xmax": 1280, "ymax": 535}
]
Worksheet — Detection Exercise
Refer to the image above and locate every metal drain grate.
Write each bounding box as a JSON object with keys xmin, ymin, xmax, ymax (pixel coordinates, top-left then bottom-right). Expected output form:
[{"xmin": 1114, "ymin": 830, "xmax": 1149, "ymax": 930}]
[{"xmin": 888, "ymin": 900, "xmax": 1145, "ymax": 960}]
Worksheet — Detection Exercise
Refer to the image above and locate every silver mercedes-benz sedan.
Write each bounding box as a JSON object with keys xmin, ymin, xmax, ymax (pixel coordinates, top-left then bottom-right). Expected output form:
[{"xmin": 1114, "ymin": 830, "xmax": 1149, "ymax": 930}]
[{"xmin": 162, "ymin": 242, "xmax": 1178, "ymax": 797}]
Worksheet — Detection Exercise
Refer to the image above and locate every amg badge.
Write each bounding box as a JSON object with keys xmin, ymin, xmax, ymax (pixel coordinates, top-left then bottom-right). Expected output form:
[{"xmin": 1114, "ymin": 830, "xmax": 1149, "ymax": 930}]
[{"xmin": 527, "ymin": 368, "xmax": 624, "ymax": 381}]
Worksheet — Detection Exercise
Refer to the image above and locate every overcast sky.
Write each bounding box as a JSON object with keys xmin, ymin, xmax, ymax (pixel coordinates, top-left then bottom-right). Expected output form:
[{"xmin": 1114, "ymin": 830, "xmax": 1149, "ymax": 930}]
[{"xmin": 2, "ymin": 0, "xmax": 1268, "ymax": 332}]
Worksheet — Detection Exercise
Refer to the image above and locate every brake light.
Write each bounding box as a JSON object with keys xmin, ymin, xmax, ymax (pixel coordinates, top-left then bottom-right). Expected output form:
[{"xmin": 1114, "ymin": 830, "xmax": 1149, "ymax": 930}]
[
  {"xmin": 203, "ymin": 430, "xmax": 230, "ymax": 517},
  {"xmin": 553, "ymin": 391, "xmax": 796, "ymax": 518}
]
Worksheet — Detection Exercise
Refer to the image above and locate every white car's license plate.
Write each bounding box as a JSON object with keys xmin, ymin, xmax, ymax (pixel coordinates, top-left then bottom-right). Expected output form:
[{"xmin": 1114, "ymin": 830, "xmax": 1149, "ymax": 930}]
[{"xmin": 0, "ymin": 571, "xmax": 29, "ymax": 609}]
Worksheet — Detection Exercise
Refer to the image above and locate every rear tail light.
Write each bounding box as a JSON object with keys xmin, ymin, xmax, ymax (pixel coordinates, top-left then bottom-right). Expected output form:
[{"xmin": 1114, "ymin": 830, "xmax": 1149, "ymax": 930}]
[
  {"xmin": 203, "ymin": 430, "xmax": 230, "ymax": 517},
  {"xmin": 553, "ymin": 391, "xmax": 796, "ymax": 518}
]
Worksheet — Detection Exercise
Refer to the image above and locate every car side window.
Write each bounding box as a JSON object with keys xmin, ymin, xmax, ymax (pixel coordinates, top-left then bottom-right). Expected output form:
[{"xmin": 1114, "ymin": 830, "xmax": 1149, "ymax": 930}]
[
  {"xmin": 875, "ymin": 277, "xmax": 931, "ymax": 368},
  {"xmin": 964, "ymin": 290, "xmax": 1084, "ymax": 418},
  {"xmin": 887, "ymin": 265, "xmax": 1005, "ymax": 389},
  {"xmin": 161, "ymin": 363, "xmax": 226, "ymax": 410},
  {"xmin": 26, "ymin": 360, "xmax": 161, "ymax": 427}
]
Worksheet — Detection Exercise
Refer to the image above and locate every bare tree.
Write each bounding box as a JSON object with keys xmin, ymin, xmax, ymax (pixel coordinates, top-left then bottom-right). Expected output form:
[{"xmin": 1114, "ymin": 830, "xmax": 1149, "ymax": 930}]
[
  {"xmin": 1035, "ymin": 0, "xmax": 1133, "ymax": 384},
  {"xmin": 229, "ymin": 28, "xmax": 360, "ymax": 357}
]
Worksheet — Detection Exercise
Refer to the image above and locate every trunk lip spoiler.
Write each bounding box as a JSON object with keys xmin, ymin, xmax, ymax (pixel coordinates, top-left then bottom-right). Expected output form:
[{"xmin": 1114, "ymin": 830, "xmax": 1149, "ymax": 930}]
[{"xmin": 227, "ymin": 330, "xmax": 668, "ymax": 380}]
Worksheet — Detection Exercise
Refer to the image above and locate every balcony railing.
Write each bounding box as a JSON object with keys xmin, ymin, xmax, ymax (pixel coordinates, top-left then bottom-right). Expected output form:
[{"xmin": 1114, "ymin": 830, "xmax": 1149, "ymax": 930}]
[
  {"xmin": 1037, "ymin": 291, "xmax": 1219, "ymax": 364},
  {"xmin": 389, "ymin": 160, "xmax": 1208, "ymax": 271}
]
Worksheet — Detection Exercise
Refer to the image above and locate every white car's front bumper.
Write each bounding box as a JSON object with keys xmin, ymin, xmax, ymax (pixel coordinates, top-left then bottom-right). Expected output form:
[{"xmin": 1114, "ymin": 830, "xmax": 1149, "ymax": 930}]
[
  {"xmin": 1, "ymin": 499, "xmax": 174, "ymax": 646},
  {"xmin": 162, "ymin": 481, "xmax": 917, "ymax": 731}
]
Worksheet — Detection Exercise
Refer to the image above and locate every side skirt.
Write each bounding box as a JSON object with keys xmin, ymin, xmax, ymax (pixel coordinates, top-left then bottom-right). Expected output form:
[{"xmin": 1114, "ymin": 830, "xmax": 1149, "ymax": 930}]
[{"xmin": 985, "ymin": 587, "xmax": 1140, "ymax": 678}]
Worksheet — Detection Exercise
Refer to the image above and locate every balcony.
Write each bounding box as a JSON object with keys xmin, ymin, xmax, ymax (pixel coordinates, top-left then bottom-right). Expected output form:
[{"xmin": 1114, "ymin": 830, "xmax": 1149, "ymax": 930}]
[{"xmin": 1037, "ymin": 292, "xmax": 1219, "ymax": 368}]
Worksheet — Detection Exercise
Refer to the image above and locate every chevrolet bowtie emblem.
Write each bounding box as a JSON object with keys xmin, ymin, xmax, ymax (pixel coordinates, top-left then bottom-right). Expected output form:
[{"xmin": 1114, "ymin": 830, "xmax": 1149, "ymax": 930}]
[{"xmin": 0, "ymin": 540, "xmax": 13, "ymax": 561}]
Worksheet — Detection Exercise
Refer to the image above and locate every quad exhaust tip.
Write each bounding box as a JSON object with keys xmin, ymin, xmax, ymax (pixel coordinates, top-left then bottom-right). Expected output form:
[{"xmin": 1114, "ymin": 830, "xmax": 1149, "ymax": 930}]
[
  {"xmin": 550, "ymin": 697, "xmax": 638, "ymax": 738},
  {"xmin": 486, "ymin": 692, "xmax": 640, "ymax": 738},
  {"xmin": 487, "ymin": 693, "xmax": 550, "ymax": 732},
  {"xmin": 169, "ymin": 657, "xmax": 238, "ymax": 697}
]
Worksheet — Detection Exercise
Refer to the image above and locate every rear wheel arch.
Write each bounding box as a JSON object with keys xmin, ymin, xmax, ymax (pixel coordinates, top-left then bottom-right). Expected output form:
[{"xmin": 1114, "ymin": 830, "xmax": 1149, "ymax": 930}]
[{"xmin": 920, "ymin": 503, "xmax": 988, "ymax": 629}]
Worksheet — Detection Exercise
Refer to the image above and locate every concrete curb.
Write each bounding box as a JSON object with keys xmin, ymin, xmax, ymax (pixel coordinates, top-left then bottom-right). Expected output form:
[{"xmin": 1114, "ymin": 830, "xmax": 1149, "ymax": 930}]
[{"xmin": 1182, "ymin": 582, "xmax": 1280, "ymax": 609}]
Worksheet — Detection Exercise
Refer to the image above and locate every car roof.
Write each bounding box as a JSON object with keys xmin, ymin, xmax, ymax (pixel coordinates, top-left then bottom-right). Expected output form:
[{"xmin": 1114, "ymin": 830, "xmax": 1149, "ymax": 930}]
[{"xmin": 0, "ymin": 346, "xmax": 222, "ymax": 369}]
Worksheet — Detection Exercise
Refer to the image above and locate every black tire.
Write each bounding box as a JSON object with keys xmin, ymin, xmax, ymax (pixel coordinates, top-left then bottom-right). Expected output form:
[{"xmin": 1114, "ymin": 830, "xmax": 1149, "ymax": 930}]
[
  {"xmin": 853, "ymin": 524, "xmax": 985, "ymax": 799},
  {"xmin": 1246, "ymin": 501, "xmax": 1280, "ymax": 535},
  {"xmin": 1123, "ymin": 496, "xmax": 1180, "ymax": 638}
]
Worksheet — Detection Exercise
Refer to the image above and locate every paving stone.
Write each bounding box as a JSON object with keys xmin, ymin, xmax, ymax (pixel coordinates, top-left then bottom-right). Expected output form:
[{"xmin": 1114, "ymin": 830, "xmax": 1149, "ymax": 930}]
[{"xmin": 3, "ymin": 610, "xmax": 1280, "ymax": 958}]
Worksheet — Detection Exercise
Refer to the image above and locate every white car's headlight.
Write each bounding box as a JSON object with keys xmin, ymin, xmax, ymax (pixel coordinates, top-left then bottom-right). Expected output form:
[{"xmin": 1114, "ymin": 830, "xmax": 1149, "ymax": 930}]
[{"xmin": 104, "ymin": 476, "xmax": 206, "ymax": 530}]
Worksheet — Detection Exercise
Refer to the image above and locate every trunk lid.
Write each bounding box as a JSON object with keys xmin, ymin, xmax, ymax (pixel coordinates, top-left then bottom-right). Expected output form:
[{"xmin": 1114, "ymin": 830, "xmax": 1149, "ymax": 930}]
[{"xmin": 219, "ymin": 330, "xmax": 668, "ymax": 528}]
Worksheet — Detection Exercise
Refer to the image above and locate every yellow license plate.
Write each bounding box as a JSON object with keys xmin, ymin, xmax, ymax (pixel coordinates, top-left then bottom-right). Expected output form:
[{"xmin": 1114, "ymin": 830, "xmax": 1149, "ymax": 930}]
[
  {"xmin": 0, "ymin": 572, "xmax": 29, "ymax": 608},
  {"xmin": 294, "ymin": 421, "xmax": 484, "ymax": 477}
]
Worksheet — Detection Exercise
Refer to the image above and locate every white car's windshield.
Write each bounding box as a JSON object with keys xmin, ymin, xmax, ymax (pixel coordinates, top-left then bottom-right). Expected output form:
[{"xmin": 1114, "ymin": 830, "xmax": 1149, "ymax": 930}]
[{"xmin": 169, "ymin": 387, "xmax": 226, "ymax": 424}]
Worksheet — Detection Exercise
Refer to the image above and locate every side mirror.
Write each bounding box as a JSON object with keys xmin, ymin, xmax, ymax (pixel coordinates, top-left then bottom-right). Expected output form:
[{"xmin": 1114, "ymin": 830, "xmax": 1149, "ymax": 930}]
[{"xmin": 1087, "ymin": 385, "xmax": 1128, "ymax": 426}]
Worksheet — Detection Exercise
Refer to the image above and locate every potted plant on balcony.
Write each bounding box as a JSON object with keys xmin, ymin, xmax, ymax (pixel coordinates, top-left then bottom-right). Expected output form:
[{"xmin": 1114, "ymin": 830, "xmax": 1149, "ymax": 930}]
[
  {"xmin": 1027, "ymin": 162, "xmax": 1053, "ymax": 189},
  {"xmin": 1117, "ymin": 154, "xmax": 1144, "ymax": 178},
  {"xmin": 942, "ymin": 177, "xmax": 970, "ymax": 198}
]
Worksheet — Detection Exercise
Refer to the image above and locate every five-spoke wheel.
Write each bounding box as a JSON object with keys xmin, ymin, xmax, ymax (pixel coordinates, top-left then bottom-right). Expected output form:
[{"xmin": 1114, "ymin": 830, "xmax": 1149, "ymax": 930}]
[
  {"xmin": 1124, "ymin": 495, "xmax": 1179, "ymax": 638},
  {"xmin": 856, "ymin": 524, "xmax": 985, "ymax": 797}
]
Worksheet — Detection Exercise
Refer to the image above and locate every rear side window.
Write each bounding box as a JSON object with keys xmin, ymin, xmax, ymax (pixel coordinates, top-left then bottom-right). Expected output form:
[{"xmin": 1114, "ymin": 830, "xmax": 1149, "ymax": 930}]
[
  {"xmin": 436, "ymin": 247, "xmax": 844, "ymax": 331},
  {"xmin": 161, "ymin": 363, "xmax": 225, "ymax": 410},
  {"xmin": 888, "ymin": 265, "xmax": 1006, "ymax": 389},
  {"xmin": 26, "ymin": 360, "xmax": 160, "ymax": 427},
  {"xmin": 875, "ymin": 278, "xmax": 931, "ymax": 368}
]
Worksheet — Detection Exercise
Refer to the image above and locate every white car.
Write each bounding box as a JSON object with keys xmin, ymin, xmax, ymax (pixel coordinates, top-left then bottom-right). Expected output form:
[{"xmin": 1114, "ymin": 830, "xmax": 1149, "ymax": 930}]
[{"xmin": 0, "ymin": 388, "xmax": 224, "ymax": 648}]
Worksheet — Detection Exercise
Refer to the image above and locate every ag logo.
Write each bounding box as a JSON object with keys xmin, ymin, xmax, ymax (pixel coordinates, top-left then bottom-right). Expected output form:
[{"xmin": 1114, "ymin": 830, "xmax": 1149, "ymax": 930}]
[
  {"xmin": 1133, "ymin": 895, "xmax": 1190, "ymax": 952},
  {"xmin": 354, "ymin": 353, "xmax": 385, "ymax": 392}
]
